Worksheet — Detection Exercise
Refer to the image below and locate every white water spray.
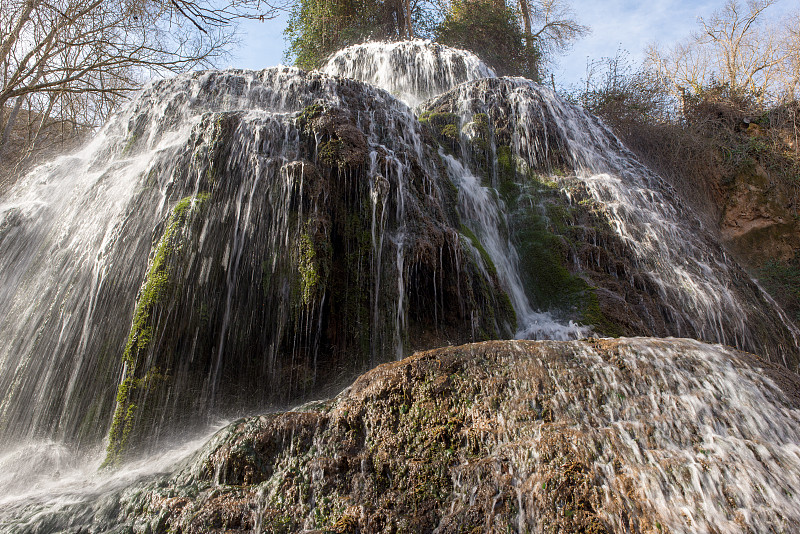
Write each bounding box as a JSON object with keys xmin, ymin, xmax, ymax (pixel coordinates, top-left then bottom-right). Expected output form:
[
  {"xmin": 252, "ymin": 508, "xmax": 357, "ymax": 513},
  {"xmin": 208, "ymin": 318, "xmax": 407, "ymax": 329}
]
[
  {"xmin": 323, "ymin": 39, "xmax": 496, "ymax": 108},
  {"xmin": 441, "ymin": 150, "xmax": 589, "ymax": 340}
]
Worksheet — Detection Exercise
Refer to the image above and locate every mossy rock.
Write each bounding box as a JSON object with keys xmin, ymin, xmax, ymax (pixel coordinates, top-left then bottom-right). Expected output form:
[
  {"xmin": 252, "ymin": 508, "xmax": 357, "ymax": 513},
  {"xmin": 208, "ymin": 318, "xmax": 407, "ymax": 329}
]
[
  {"xmin": 419, "ymin": 111, "xmax": 461, "ymax": 153},
  {"xmin": 104, "ymin": 194, "xmax": 209, "ymax": 467}
]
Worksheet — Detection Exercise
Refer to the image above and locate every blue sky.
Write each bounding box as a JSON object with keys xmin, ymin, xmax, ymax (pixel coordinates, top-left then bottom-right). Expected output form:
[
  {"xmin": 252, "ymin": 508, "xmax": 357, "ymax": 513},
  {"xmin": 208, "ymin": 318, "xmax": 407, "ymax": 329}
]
[{"xmin": 227, "ymin": 0, "xmax": 795, "ymax": 88}]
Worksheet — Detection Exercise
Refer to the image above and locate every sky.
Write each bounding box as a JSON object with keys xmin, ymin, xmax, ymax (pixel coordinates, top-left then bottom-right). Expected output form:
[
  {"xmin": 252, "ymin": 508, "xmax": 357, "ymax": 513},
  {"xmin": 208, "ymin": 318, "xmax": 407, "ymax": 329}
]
[{"xmin": 228, "ymin": 0, "xmax": 796, "ymax": 89}]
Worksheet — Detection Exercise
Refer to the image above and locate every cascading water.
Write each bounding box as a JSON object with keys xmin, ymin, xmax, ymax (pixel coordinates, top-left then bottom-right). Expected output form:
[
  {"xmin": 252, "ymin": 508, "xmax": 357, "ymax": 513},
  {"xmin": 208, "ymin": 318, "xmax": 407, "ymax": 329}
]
[
  {"xmin": 1, "ymin": 39, "xmax": 799, "ymax": 533},
  {"xmin": 419, "ymin": 77, "xmax": 800, "ymax": 368},
  {"xmin": 0, "ymin": 421, "xmax": 228, "ymax": 532},
  {"xmin": 440, "ymin": 150, "xmax": 588, "ymax": 340},
  {"xmin": 327, "ymin": 42, "xmax": 799, "ymax": 365},
  {"xmin": 324, "ymin": 42, "xmax": 592, "ymax": 341},
  {"xmin": 322, "ymin": 39, "xmax": 496, "ymax": 108},
  {"xmin": 0, "ymin": 62, "xmax": 514, "ymax": 467},
  {"xmin": 4, "ymin": 339, "xmax": 800, "ymax": 533}
]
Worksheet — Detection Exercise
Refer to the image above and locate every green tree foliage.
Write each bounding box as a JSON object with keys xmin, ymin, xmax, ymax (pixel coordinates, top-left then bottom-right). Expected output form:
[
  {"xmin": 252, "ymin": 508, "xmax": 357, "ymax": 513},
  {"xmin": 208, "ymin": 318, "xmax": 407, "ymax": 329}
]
[
  {"xmin": 284, "ymin": 0, "xmax": 418, "ymax": 70},
  {"xmin": 284, "ymin": 0, "xmax": 587, "ymax": 79},
  {"xmin": 435, "ymin": 0, "xmax": 539, "ymax": 79}
]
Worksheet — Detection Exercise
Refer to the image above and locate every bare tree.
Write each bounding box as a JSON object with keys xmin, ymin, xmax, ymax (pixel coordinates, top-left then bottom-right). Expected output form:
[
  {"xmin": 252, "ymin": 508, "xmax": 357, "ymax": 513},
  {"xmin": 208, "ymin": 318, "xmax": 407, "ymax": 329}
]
[
  {"xmin": 0, "ymin": 0, "xmax": 281, "ymax": 168},
  {"xmin": 517, "ymin": 0, "xmax": 589, "ymax": 76},
  {"xmin": 646, "ymin": 0, "xmax": 800, "ymax": 102}
]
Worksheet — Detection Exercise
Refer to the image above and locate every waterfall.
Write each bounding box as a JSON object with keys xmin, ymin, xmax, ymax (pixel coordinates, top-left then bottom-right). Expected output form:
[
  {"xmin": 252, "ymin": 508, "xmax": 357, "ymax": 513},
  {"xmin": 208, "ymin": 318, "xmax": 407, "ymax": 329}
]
[
  {"xmin": 3, "ymin": 339, "xmax": 799, "ymax": 533},
  {"xmin": 322, "ymin": 39, "xmax": 496, "ymax": 108},
  {"xmin": 420, "ymin": 77, "xmax": 800, "ymax": 368},
  {"xmin": 440, "ymin": 150, "xmax": 589, "ymax": 340},
  {"xmin": 327, "ymin": 41, "xmax": 798, "ymax": 366},
  {"xmin": 0, "ymin": 67, "xmax": 333, "ymax": 447},
  {"xmin": 1, "ymin": 39, "xmax": 799, "ymax": 532},
  {"xmin": 0, "ymin": 58, "xmax": 517, "ymax": 462}
]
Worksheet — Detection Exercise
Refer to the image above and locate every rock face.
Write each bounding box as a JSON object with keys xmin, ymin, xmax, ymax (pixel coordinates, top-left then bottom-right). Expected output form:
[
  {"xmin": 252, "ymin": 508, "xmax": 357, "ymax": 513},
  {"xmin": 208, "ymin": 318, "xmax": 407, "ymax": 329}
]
[
  {"xmin": 29, "ymin": 338, "xmax": 798, "ymax": 534},
  {"xmin": 719, "ymin": 160, "xmax": 800, "ymax": 265},
  {"xmin": 100, "ymin": 70, "xmax": 516, "ymax": 464},
  {"xmin": 0, "ymin": 66, "xmax": 514, "ymax": 464},
  {"xmin": 419, "ymin": 78, "xmax": 800, "ymax": 368},
  {"xmin": 2, "ymin": 43, "xmax": 800, "ymax": 528}
]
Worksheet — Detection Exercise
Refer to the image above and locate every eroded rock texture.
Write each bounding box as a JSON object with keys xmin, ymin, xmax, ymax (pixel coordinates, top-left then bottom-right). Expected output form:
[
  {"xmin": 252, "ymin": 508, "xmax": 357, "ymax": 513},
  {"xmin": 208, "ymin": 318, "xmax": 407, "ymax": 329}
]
[{"xmin": 92, "ymin": 338, "xmax": 800, "ymax": 534}]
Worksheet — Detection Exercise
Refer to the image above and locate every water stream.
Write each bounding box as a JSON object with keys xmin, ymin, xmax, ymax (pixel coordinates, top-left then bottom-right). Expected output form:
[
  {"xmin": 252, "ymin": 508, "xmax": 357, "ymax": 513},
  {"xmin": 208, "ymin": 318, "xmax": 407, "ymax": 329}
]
[
  {"xmin": 0, "ymin": 422, "xmax": 228, "ymax": 532},
  {"xmin": 426, "ymin": 77, "xmax": 799, "ymax": 366},
  {"xmin": 322, "ymin": 39, "xmax": 496, "ymax": 108},
  {"xmin": 439, "ymin": 150, "xmax": 588, "ymax": 340}
]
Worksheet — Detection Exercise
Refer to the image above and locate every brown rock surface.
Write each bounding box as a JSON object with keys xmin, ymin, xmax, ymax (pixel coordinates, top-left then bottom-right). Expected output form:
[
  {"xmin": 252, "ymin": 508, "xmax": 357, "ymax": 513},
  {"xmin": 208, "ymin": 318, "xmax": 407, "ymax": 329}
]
[
  {"xmin": 109, "ymin": 338, "xmax": 800, "ymax": 533},
  {"xmin": 719, "ymin": 162, "xmax": 800, "ymax": 264}
]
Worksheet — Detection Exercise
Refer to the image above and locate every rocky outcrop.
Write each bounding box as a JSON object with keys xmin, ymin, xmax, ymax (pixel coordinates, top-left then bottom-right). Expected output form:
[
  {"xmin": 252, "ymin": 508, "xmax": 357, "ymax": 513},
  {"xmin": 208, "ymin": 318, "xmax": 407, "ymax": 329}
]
[
  {"xmin": 419, "ymin": 78, "xmax": 800, "ymax": 367},
  {"xmin": 719, "ymin": 161, "xmax": 800, "ymax": 265},
  {"xmin": 67, "ymin": 338, "xmax": 800, "ymax": 534},
  {"xmin": 101, "ymin": 70, "xmax": 516, "ymax": 464}
]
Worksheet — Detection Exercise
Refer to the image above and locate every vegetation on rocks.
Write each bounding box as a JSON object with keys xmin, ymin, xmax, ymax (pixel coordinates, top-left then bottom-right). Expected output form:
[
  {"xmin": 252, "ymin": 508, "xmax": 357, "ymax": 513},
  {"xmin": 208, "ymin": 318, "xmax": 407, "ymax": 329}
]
[
  {"xmin": 4, "ymin": 3, "xmax": 800, "ymax": 532},
  {"xmin": 420, "ymin": 87, "xmax": 672, "ymax": 338},
  {"xmin": 578, "ymin": 58, "xmax": 800, "ymax": 327},
  {"xmin": 100, "ymin": 79, "xmax": 519, "ymax": 463},
  {"xmin": 91, "ymin": 338, "xmax": 800, "ymax": 533},
  {"xmin": 105, "ymin": 194, "xmax": 208, "ymax": 467},
  {"xmin": 562, "ymin": 1, "xmax": 800, "ymax": 328}
]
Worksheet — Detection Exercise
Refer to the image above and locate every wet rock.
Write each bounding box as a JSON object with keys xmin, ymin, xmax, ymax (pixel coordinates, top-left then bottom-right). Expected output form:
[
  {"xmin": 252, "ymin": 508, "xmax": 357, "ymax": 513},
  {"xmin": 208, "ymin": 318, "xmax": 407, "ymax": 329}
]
[
  {"xmin": 100, "ymin": 338, "xmax": 800, "ymax": 533},
  {"xmin": 95, "ymin": 69, "xmax": 516, "ymax": 463},
  {"xmin": 719, "ymin": 162, "xmax": 800, "ymax": 264},
  {"xmin": 420, "ymin": 77, "xmax": 800, "ymax": 368}
]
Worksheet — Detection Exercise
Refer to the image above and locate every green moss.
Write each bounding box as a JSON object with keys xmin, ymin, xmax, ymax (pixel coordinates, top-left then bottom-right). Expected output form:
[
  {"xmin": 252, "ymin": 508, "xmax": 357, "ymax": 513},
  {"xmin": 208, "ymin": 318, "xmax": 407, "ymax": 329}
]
[
  {"xmin": 298, "ymin": 231, "xmax": 320, "ymax": 306},
  {"xmin": 496, "ymin": 290, "xmax": 516, "ymax": 332},
  {"xmin": 545, "ymin": 203, "xmax": 576, "ymax": 236},
  {"xmin": 122, "ymin": 132, "xmax": 140, "ymax": 156},
  {"xmin": 205, "ymin": 165, "xmax": 218, "ymax": 184},
  {"xmin": 496, "ymin": 145, "xmax": 519, "ymax": 201},
  {"xmin": 496, "ymin": 145, "xmax": 514, "ymax": 179},
  {"xmin": 440, "ymin": 124, "xmax": 459, "ymax": 139},
  {"xmin": 103, "ymin": 194, "xmax": 208, "ymax": 468},
  {"xmin": 759, "ymin": 252, "xmax": 800, "ymax": 323},
  {"xmin": 296, "ymin": 103, "xmax": 323, "ymax": 131},
  {"xmin": 456, "ymin": 224, "xmax": 517, "ymax": 337},
  {"xmin": 318, "ymin": 139, "xmax": 343, "ymax": 166},
  {"xmin": 125, "ymin": 196, "xmax": 194, "ymax": 361},
  {"xmin": 471, "ymin": 113, "xmax": 489, "ymax": 136},
  {"xmin": 419, "ymin": 112, "xmax": 461, "ymax": 152},
  {"xmin": 512, "ymin": 205, "xmax": 586, "ymax": 310},
  {"xmin": 581, "ymin": 292, "xmax": 622, "ymax": 337},
  {"xmin": 460, "ymin": 224, "xmax": 497, "ymax": 278},
  {"xmin": 465, "ymin": 113, "xmax": 490, "ymax": 153}
]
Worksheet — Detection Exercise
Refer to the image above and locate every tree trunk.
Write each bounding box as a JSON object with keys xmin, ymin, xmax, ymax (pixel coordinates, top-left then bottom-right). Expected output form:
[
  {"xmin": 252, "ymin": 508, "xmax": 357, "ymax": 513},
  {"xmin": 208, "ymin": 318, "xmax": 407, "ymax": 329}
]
[
  {"xmin": 404, "ymin": 0, "xmax": 414, "ymax": 38},
  {"xmin": 518, "ymin": 0, "xmax": 532, "ymax": 35},
  {"xmin": 517, "ymin": 0, "xmax": 538, "ymax": 81},
  {"xmin": 0, "ymin": 97, "xmax": 23, "ymax": 155}
]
